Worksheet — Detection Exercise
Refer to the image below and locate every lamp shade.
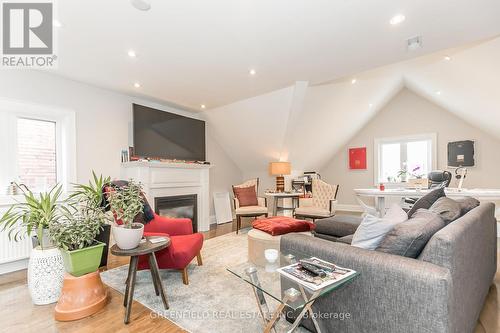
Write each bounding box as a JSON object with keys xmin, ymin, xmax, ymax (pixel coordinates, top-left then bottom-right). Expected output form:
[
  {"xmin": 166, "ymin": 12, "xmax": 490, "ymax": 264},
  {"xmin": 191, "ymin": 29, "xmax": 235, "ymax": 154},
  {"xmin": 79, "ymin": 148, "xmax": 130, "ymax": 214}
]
[{"xmin": 269, "ymin": 162, "xmax": 291, "ymax": 176}]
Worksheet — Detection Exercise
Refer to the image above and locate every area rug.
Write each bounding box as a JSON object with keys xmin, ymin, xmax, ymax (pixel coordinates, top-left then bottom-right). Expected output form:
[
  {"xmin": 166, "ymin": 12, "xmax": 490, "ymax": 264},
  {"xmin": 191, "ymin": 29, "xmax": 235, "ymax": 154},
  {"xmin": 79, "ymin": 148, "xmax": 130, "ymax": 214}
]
[{"xmin": 100, "ymin": 230, "xmax": 308, "ymax": 333}]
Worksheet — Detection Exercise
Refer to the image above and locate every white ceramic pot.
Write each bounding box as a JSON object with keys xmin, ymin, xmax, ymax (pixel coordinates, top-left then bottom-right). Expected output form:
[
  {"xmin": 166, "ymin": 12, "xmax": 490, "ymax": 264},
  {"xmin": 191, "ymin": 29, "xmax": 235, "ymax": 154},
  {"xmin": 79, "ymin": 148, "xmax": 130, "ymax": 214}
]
[
  {"xmin": 28, "ymin": 247, "xmax": 65, "ymax": 305},
  {"xmin": 112, "ymin": 223, "xmax": 144, "ymax": 250}
]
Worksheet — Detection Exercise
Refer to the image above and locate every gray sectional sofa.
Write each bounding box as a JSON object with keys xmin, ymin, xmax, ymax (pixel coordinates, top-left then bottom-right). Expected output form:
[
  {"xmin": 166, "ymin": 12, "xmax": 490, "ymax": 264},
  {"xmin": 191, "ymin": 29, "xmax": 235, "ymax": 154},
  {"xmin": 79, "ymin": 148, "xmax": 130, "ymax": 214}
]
[{"xmin": 281, "ymin": 202, "xmax": 497, "ymax": 333}]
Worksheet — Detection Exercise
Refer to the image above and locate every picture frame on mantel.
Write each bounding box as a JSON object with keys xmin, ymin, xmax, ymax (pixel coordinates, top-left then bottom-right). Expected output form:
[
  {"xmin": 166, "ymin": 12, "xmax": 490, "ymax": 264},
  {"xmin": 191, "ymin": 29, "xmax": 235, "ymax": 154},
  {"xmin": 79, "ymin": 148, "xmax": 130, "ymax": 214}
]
[{"xmin": 349, "ymin": 147, "xmax": 367, "ymax": 170}]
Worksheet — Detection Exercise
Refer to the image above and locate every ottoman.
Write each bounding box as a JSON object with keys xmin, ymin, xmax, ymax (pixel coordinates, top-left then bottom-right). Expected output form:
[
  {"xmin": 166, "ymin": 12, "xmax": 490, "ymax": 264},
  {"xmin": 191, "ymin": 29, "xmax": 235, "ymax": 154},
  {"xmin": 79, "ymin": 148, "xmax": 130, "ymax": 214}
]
[{"xmin": 248, "ymin": 216, "xmax": 314, "ymax": 266}]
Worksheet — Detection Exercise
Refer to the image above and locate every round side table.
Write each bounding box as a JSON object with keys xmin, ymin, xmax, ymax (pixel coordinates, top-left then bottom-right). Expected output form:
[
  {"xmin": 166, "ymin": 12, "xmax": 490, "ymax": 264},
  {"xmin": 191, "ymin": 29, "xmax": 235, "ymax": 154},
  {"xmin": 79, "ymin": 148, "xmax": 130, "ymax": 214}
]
[{"xmin": 111, "ymin": 236, "xmax": 171, "ymax": 324}]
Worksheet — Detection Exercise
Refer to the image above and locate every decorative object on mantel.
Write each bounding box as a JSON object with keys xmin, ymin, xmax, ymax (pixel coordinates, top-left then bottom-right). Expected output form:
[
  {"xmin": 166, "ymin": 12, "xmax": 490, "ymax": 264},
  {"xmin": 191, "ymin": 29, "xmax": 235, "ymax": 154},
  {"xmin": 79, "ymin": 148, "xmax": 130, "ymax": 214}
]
[
  {"xmin": 106, "ymin": 180, "xmax": 147, "ymax": 250},
  {"xmin": 269, "ymin": 161, "xmax": 291, "ymax": 192},
  {"xmin": 349, "ymin": 147, "xmax": 367, "ymax": 170},
  {"xmin": 0, "ymin": 184, "xmax": 66, "ymax": 305}
]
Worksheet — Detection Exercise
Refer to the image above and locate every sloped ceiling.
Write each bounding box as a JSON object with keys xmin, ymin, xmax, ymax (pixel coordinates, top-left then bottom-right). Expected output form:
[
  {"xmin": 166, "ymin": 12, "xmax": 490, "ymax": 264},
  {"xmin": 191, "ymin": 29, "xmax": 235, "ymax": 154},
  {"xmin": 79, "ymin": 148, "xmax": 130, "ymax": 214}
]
[
  {"xmin": 52, "ymin": 0, "xmax": 500, "ymax": 110},
  {"xmin": 204, "ymin": 37, "xmax": 500, "ymax": 175}
]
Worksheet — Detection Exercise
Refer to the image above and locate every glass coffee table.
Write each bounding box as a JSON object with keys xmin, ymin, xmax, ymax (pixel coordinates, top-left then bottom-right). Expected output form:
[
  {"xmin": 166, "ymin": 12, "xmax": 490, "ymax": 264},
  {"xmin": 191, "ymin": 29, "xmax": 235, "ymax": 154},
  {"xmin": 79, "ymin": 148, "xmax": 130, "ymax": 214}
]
[{"xmin": 227, "ymin": 251, "xmax": 359, "ymax": 333}]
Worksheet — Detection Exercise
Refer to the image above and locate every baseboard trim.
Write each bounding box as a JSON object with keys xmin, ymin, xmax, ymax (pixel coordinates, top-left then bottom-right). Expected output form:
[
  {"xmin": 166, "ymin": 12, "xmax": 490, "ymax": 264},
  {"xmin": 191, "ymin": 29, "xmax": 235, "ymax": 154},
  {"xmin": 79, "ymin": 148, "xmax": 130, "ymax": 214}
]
[
  {"xmin": 336, "ymin": 204, "xmax": 364, "ymax": 213},
  {"xmin": 0, "ymin": 258, "xmax": 28, "ymax": 275}
]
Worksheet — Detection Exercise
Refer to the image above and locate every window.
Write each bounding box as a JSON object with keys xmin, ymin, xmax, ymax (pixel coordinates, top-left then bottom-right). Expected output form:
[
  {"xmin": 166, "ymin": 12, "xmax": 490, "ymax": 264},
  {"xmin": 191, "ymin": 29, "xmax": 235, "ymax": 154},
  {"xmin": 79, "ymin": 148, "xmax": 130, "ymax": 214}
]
[
  {"xmin": 17, "ymin": 118, "xmax": 57, "ymax": 193},
  {"xmin": 375, "ymin": 134, "xmax": 436, "ymax": 184},
  {"xmin": 0, "ymin": 99, "xmax": 76, "ymax": 194}
]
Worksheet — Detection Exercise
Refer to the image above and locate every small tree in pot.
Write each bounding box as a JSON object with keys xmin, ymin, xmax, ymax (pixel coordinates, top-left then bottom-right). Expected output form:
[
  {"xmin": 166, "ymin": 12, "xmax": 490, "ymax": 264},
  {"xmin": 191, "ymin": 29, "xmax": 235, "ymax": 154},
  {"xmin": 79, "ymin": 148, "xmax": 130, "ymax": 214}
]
[{"xmin": 106, "ymin": 180, "xmax": 145, "ymax": 250}]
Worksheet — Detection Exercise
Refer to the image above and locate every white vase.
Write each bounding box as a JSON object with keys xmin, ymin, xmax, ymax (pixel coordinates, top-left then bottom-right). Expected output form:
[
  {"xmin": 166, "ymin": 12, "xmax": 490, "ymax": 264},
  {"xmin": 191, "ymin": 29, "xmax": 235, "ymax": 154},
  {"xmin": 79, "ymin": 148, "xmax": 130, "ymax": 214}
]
[
  {"xmin": 28, "ymin": 247, "xmax": 65, "ymax": 305},
  {"xmin": 112, "ymin": 223, "xmax": 144, "ymax": 250}
]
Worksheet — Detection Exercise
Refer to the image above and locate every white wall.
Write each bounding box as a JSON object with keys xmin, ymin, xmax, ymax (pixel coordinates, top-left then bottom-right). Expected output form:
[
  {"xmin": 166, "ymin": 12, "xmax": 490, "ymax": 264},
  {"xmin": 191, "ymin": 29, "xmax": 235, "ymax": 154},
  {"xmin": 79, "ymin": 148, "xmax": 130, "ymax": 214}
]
[
  {"xmin": 0, "ymin": 70, "xmax": 241, "ymax": 215},
  {"xmin": 206, "ymin": 126, "xmax": 243, "ymax": 218},
  {"xmin": 320, "ymin": 88, "xmax": 500, "ymax": 206}
]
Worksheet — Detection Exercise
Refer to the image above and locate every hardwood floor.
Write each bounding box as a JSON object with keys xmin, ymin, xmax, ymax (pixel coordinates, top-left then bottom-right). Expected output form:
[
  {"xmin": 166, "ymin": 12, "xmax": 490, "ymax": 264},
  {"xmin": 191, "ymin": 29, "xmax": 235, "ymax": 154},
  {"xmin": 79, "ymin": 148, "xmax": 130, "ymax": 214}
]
[
  {"xmin": 0, "ymin": 220, "xmax": 248, "ymax": 333},
  {"xmin": 0, "ymin": 217, "xmax": 498, "ymax": 333}
]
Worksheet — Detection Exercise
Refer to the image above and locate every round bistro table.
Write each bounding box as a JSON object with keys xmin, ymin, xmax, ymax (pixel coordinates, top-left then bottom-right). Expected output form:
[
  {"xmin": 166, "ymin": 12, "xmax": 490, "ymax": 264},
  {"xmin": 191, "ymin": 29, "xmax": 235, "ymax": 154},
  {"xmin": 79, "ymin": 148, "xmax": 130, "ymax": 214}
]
[{"xmin": 110, "ymin": 236, "xmax": 171, "ymax": 324}]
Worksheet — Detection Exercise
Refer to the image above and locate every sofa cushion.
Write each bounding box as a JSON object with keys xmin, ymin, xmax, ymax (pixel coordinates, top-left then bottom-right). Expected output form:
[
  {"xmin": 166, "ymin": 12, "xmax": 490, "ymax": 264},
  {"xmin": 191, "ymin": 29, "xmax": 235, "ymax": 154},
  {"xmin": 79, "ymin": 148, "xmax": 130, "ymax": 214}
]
[
  {"xmin": 295, "ymin": 206, "xmax": 332, "ymax": 217},
  {"xmin": 314, "ymin": 215, "xmax": 362, "ymax": 237},
  {"xmin": 351, "ymin": 204, "xmax": 408, "ymax": 250},
  {"xmin": 455, "ymin": 197, "xmax": 480, "ymax": 215},
  {"xmin": 233, "ymin": 185, "xmax": 258, "ymax": 207},
  {"xmin": 429, "ymin": 197, "xmax": 462, "ymax": 224},
  {"xmin": 407, "ymin": 187, "xmax": 445, "ymax": 218},
  {"xmin": 376, "ymin": 209, "xmax": 445, "ymax": 258},
  {"xmin": 337, "ymin": 234, "xmax": 353, "ymax": 244},
  {"xmin": 235, "ymin": 205, "xmax": 268, "ymax": 215},
  {"xmin": 252, "ymin": 216, "xmax": 315, "ymax": 236}
]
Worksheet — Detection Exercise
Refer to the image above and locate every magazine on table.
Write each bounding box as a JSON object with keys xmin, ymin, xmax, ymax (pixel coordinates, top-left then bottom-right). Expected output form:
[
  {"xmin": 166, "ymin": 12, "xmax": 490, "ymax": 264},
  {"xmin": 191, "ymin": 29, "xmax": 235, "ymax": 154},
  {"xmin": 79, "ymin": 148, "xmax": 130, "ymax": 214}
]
[{"xmin": 277, "ymin": 257, "xmax": 357, "ymax": 291}]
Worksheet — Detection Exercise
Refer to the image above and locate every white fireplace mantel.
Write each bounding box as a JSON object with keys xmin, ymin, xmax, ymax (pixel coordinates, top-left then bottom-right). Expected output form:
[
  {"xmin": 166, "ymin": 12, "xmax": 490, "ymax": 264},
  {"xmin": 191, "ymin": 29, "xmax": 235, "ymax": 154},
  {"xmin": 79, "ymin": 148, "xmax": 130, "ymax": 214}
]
[{"xmin": 120, "ymin": 161, "xmax": 212, "ymax": 232}]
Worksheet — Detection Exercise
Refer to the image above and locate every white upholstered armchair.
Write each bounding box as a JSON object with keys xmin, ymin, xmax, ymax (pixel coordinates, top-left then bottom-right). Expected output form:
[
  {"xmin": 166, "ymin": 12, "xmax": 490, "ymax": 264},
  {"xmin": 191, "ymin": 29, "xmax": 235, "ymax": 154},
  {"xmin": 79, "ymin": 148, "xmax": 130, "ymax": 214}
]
[
  {"xmin": 232, "ymin": 178, "xmax": 268, "ymax": 234},
  {"xmin": 294, "ymin": 179, "xmax": 339, "ymax": 221}
]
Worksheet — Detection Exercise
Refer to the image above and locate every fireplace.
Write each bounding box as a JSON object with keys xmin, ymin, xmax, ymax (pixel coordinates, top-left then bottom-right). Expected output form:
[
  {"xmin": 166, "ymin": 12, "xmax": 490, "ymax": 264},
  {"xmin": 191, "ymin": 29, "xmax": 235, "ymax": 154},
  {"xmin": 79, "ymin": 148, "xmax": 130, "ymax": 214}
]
[{"xmin": 155, "ymin": 194, "xmax": 198, "ymax": 232}]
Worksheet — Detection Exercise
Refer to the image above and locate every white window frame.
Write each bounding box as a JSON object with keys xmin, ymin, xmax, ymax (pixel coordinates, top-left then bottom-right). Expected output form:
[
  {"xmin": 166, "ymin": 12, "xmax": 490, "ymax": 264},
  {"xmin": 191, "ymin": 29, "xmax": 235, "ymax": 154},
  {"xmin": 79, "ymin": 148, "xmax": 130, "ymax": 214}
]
[
  {"xmin": 0, "ymin": 98, "xmax": 76, "ymax": 194},
  {"xmin": 374, "ymin": 133, "xmax": 437, "ymax": 186}
]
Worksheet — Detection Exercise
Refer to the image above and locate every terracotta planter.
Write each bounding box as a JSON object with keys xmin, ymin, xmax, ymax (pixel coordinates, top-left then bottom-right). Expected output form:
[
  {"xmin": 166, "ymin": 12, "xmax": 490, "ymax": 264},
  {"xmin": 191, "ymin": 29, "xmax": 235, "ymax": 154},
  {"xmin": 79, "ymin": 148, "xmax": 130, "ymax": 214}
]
[
  {"xmin": 54, "ymin": 271, "xmax": 108, "ymax": 321},
  {"xmin": 112, "ymin": 223, "xmax": 144, "ymax": 250},
  {"xmin": 60, "ymin": 242, "xmax": 105, "ymax": 277}
]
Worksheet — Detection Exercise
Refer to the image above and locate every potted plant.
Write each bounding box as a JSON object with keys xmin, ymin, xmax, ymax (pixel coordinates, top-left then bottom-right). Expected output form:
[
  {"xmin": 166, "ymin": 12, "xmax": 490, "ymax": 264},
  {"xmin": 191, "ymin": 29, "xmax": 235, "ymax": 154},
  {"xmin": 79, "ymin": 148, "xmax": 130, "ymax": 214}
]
[
  {"xmin": 0, "ymin": 184, "xmax": 66, "ymax": 305},
  {"xmin": 70, "ymin": 172, "xmax": 112, "ymax": 267},
  {"xmin": 107, "ymin": 180, "xmax": 145, "ymax": 250},
  {"xmin": 50, "ymin": 207, "xmax": 107, "ymax": 277}
]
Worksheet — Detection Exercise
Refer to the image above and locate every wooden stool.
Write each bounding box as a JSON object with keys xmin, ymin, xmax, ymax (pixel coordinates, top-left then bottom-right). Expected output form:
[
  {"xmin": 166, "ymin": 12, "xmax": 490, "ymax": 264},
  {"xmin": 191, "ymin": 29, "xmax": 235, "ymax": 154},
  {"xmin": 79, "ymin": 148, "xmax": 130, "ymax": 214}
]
[{"xmin": 111, "ymin": 236, "xmax": 171, "ymax": 324}]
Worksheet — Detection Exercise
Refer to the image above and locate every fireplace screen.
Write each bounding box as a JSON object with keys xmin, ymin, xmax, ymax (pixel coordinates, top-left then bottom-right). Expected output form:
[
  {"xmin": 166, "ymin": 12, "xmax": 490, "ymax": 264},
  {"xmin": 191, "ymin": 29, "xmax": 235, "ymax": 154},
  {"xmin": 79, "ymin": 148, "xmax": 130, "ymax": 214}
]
[{"xmin": 155, "ymin": 194, "xmax": 198, "ymax": 232}]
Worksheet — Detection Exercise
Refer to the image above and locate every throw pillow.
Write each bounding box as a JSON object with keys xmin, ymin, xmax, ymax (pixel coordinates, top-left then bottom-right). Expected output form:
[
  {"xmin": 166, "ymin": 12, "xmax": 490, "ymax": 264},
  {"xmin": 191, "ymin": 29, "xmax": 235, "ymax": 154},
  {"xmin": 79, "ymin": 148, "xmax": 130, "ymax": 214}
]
[
  {"xmin": 455, "ymin": 197, "xmax": 480, "ymax": 215},
  {"xmin": 351, "ymin": 204, "xmax": 408, "ymax": 250},
  {"xmin": 407, "ymin": 187, "xmax": 446, "ymax": 218},
  {"xmin": 233, "ymin": 185, "xmax": 258, "ymax": 207},
  {"xmin": 376, "ymin": 209, "xmax": 445, "ymax": 258},
  {"xmin": 252, "ymin": 217, "xmax": 314, "ymax": 236},
  {"xmin": 429, "ymin": 197, "xmax": 461, "ymax": 224}
]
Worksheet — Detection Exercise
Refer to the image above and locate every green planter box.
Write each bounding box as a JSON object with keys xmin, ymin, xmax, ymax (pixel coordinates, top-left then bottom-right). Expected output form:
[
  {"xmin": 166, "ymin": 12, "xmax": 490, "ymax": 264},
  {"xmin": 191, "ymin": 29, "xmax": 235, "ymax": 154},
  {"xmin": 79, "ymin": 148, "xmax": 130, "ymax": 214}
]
[{"xmin": 61, "ymin": 242, "xmax": 105, "ymax": 277}]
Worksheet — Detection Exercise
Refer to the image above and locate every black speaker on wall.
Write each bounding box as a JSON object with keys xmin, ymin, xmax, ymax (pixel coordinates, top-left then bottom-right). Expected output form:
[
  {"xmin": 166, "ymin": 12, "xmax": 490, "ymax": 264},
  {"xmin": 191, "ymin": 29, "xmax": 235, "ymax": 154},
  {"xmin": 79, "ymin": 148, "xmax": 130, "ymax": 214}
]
[{"xmin": 448, "ymin": 140, "xmax": 475, "ymax": 167}]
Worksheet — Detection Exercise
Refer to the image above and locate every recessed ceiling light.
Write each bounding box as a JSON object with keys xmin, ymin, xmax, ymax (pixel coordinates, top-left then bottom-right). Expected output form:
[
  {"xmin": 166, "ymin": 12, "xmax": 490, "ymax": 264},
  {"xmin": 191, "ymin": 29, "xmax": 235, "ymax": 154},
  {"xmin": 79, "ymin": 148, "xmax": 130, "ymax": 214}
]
[
  {"xmin": 128, "ymin": 50, "xmax": 137, "ymax": 58},
  {"xmin": 249, "ymin": 69, "xmax": 256, "ymax": 76},
  {"xmin": 200, "ymin": 104, "xmax": 206, "ymax": 109},
  {"xmin": 435, "ymin": 90, "xmax": 442, "ymax": 95},
  {"xmin": 134, "ymin": 82, "xmax": 141, "ymax": 88},
  {"xmin": 444, "ymin": 55, "xmax": 451, "ymax": 61},
  {"xmin": 351, "ymin": 78, "xmax": 357, "ymax": 84},
  {"xmin": 53, "ymin": 20, "xmax": 62, "ymax": 28},
  {"xmin": 390, "ymin": 14, "xmax": 406, "ymax": 25},
  {"xmin": 369, "ymin": 103, "xmax": 373, "ymax": 108},
  {"xmin": 131, "ymin": 0, "xmax": 151, "ymax": 11}
]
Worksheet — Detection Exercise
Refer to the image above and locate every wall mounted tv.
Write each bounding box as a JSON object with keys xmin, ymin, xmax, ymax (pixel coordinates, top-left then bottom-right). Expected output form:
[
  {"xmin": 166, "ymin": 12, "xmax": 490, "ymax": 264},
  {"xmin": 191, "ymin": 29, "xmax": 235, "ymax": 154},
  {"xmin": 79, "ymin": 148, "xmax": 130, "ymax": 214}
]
[{"xmin": 133, "ymin": 104, "xmax": 206, "ymax": 161}]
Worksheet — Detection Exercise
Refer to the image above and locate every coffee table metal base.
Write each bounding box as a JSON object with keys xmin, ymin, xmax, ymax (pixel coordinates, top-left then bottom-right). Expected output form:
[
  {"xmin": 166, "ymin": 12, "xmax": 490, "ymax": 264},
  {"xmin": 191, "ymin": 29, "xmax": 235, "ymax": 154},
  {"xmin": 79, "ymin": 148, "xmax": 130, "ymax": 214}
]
[{"xmin": 245, "ymin": 267, "xmax": 322, "ymax": 333}]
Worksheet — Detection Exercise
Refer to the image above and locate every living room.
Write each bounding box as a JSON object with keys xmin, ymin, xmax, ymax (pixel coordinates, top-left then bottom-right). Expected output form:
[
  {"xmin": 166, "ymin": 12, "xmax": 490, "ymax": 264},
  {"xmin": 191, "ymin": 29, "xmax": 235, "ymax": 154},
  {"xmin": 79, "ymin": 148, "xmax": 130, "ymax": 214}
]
[{"xmin": 0, "ymin": 1, "xmax": 499, "ymax": 332}]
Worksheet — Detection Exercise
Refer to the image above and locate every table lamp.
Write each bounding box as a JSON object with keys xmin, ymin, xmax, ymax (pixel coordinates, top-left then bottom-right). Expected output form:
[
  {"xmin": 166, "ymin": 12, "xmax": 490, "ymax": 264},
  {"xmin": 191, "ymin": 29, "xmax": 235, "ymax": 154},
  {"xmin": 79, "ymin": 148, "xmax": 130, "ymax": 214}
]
[{"xmin": 269, "ymin": 161, "xmax": 291, "ymax": 192}]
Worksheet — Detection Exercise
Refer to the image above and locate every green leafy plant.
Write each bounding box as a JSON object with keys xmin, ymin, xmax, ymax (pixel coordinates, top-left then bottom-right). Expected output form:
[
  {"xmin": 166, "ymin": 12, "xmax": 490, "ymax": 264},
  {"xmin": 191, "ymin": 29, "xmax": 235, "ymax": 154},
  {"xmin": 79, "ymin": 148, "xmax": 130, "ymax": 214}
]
[
  {"xmin": 107, "ymin": 180, "xmax": 144, "ymax": 228},
  {"xmin": 49, "ymin": 207, "xmax": 105, "ymax": 251},
  {"xmin": 0, "ymin": 184, "xmax": 66, "ymax": 249},
  {"xmin": 70, "ymin": 171, "xmax": 111, "ymax": 213}
]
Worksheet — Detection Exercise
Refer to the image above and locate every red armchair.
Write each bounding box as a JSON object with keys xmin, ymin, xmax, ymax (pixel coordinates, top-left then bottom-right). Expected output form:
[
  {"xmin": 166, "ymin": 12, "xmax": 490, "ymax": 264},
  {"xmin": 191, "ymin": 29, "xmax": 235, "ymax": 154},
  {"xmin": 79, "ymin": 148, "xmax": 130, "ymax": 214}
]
[{"xmin": 137, "ymin": 214, "xmax": 204, "ymax": 285}]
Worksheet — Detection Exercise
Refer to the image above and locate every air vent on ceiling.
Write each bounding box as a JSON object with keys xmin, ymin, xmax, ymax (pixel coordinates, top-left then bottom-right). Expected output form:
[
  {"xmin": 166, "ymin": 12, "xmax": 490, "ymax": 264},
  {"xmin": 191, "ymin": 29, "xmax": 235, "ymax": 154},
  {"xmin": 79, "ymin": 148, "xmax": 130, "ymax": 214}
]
[{"xmin": 407, "ymin": 36, "xmax": 423, "ymax": 51}]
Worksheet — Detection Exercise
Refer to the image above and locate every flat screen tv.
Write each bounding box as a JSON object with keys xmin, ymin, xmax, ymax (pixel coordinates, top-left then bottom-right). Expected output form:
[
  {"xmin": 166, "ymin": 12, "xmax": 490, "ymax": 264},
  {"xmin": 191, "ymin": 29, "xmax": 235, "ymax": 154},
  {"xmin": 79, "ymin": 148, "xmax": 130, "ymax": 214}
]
[{"xmin": 133, "ymin": 104, "xmax": 206, "ymax": 161}]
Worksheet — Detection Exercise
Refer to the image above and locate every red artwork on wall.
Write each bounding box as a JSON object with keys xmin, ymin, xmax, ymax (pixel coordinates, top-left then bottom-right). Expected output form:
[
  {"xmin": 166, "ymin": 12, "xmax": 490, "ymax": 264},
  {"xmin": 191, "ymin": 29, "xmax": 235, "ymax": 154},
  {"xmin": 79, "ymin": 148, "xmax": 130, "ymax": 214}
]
[{"xmin": 349, "ymin": 147, "xmax": 367, "ymax": 170}]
